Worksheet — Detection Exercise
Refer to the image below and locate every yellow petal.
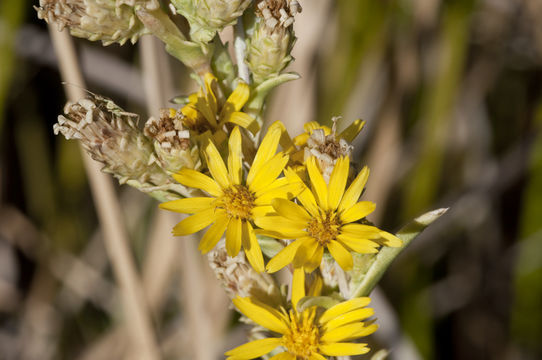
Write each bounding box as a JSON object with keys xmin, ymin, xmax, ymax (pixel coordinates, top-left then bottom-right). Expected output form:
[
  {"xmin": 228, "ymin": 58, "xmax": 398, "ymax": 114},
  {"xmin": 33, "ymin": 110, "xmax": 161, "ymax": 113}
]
[
  {"xmin": 173, "ymin": 169, "xmax": 222, "ymax": 197},
  {"xmin": 307, "ymin": 157, "xmax": 328, "ymax": 210},
  {"xmin": 228, "ymin": 127, "xmax": 243, "ymax": 184},
  {"xmin": 292, "ymin": 267, "xmax": 305, "ymax": 309},
  {"xmin": 159, "ymin": 197, "xmax": 214, "ymax": 213},
  {"xmin": 338, "ymin": 166, "xmax": 369, "ymax": 213},
  {"xmin": 242, "ymin": 222, "xmax": 264, "ymax": 273},
  {"xmin": 266, "ymin": 239, "xmax": 305, "ymax": 273},
  {"xmin": 247, "ymin": 123, "xmax": 281, "ymax": 185},
  {"xmin": 232, "ymin": 297, "xmax": 288, "ymax": 334},
  {"xmin": 303, "ymin": 121, "xmax": 321, "ymax": 133},
  {"xmin": 293, "ymin": 132, "xmax": 310, "ymax": 147},
  {"xmin": 284, "ymin": 168, "xmax": 319, "ymax": 217},
  {"xmin": 198, "ymin": 213, "xmax": 229, "ymax": 253},
  {"xmin": 323, "ymin": 307, "xmax": 375, "ymax": 331},
  {"xmin": 271, "ymin": 121, "xmax": 296, "ymax": 153},
  {"xmin": 308, "ymin": 353, "xmax": 327, "ymax": 360},
  {"xmin": 339, "ymin": 119, "xmax": 365, "ymax": 142},
  {"xmin": 308, "ymin": 274, "xmax": 323, "ymax": 297},
  {"xmin": 303, "ymin": 245, "xmax": 324, "ymax": 273},
  {"xmin": 203, "ymin": 73, "xmax": 218, "ymax": 117},
  {"xmin": 319, "ymin": 297, "xmax": 371, "ymax": 324},
  {"xmin": 327, "ymin": 156, "xmax": 349, "ymax": 210},
  {"xmin": 205, "ymin": 140, "xmax": 230, "ymax": 188},
  {"xmin": 269, "ymin": 352, "xmax": 295, "ymax": 360},
  {"xmin": 225, "ymin": 337, "xmax": 281, "ymax": 359},
  {"xmin": 271, "ymin": 198, "xmax": 311, "ymax": 222},
  {"xmin": 340, "ymin": 201, "xmax": 376, "ymax": 224},
  {"xmin": 228, "ymin": 112, "xmax": 259, "ymax": 134},
  {"xmin": 321, "ymin": 322, "xmax": 373, "ymax": 343},
  {"xmin": 336, "ymin": 236, "xmax": 379, "ymax": 254},
  {"xmin": 255, "ymin": 178, "xmax": 304, "ymax": 205},
  {"xmin": 196, "ymin": 95, "xmax": 217, "ymax": 128},
  {"xmin": 249, "ymin": 153, "xmax": 289, "ymax": 193},
  {"xmin": 340, "ymin": 223, "xmax": 383, "ymax": 237},
  {"xmin": 319, "ymin": 343, "xmax": 370, "ymax": 356},
  {"xmin": 226, "ymin": 217, "xmax": 243, "ymax": 257},
  {"xmin": 222, "ymin": 81, "xmax": 249, "ymax": 115},
  {"xmin": 293, "ymin": 238, "xmax": 319, "ymax": 269},
  {"xmin": 327, "ymin": 240, "xmax": 353, "ymax": 271},
  {"xmin": 254, "ymin": 216, "xmax": 307, "ymax": 237},
  {"xmin": 379, "ymin": 231, "xmax": 402, "ymax": 247},
  {"xmin": 172, "ymin": 208, "xmax": 215, "ymax": 236},
  {"xmin": 252, "ymin": 205, "xmax": 275, "ymax": 218}
]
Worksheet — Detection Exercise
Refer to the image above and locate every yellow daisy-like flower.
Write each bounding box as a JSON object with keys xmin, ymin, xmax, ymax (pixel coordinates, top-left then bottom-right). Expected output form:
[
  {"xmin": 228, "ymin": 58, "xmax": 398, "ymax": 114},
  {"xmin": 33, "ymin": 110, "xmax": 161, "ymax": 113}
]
[
  {"xmin": 180, "ymin": 73, "xmax": 258, "ymax": 142},
  {"xmin": 160, "ymin": 123, "xmax": 298, "ymax": 272},
  {"xmin": 226, "ymin": 269, "xmax": 378, "ymax": 360},
  {"xmin": 256, "ymin": 156, "xmax": 402, "ymax": 273}
]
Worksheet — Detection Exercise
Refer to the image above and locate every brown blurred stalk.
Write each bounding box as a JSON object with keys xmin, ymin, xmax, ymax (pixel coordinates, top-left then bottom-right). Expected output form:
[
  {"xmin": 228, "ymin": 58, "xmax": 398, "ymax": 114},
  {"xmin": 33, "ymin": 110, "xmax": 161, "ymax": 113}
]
[{"xmin": 47, "ymin": 25, "xmax": 160, "ymax": 360}]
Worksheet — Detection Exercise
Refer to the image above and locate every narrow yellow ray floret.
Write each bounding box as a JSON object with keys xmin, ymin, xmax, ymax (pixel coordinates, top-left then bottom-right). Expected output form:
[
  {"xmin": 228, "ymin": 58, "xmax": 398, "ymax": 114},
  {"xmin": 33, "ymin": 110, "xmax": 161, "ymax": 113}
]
[
  {"xmin": 160, "ymin": 123, "xmax": 299, "ymax": 272},
  {"xmin": 226, "ymin": 272, "xmax": 378, "ymax": 360},
  {"xmin": 257, "ymin": 156, "xmax": 401, "ymax": 273},
  {"xmin": 179, "ymin": 73, "xmax": 259, "ymax": 141}
]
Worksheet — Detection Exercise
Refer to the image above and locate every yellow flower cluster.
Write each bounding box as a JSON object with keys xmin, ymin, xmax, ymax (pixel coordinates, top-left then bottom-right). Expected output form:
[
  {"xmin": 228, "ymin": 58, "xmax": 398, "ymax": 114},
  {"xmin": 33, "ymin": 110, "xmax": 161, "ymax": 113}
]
[
  {"xmin": 159, "ymin": 73, "xmax": 402, "ymax": 359},
  {"xmin": 226, "ymin": 270, "xmax": 378, "ymax": 360}
]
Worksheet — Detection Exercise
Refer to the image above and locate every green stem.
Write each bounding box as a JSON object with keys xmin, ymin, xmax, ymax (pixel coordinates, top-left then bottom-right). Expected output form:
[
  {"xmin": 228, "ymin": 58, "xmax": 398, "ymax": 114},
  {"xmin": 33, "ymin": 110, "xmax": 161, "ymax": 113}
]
[
  {"xmin": 136, "ymin": 7, "xmax": 212, "ymax": 77},
  {"xmin": 350, "ymin": 208, "xmax": 448, "ymax": 298}
]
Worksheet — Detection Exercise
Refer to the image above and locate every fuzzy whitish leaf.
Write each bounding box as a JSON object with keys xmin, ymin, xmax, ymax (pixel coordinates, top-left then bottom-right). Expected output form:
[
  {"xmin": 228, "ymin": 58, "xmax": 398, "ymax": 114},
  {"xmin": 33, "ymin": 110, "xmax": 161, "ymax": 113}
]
[
  {"xmin": 350, "ymin": 208, "xmax": 449, "ymax": 298},
  {"xmin": 247, "ymin": 72, "xmax": 300, "ymax": 112},
  {"xmin": 257, "ymin": 235, "xmax": 285, "ymax": 259}
]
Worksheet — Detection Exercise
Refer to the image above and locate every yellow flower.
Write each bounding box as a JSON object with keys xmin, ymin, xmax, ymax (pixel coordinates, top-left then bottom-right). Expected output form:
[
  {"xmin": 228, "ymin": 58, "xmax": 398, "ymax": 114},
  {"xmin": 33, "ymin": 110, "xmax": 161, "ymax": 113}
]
[
  {"xmin": 180, "ymin": 73, "xmax": 258, "ymax": 143},
  {"xmin": 159, "ymin": 123, "xmax": 299, "ymax": 272},
  {"xmin": 226, "ymin": 269, "xmax": 378, "ymax": 360},
  {"xmin": 292, "ymin": 120, "xmax": 364, "ymax": 148},
  {"xmin": 256, "ymin": 156, "xmax": 401, "ymax": 273}
]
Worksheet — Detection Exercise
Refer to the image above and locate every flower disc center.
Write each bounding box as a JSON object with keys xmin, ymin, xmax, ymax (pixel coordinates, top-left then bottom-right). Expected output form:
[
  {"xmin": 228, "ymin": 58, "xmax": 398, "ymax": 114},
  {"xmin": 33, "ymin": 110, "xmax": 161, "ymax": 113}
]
[
  {"xmin": 282, "ymin": 310, "xmax": 320, "ymax": 360},
  {"xmin": 307, "ymin": 212, "xmax": 341, "ymax": 246},
  {"xmin": 219, "ymin": 185, "xmax": 255, "ymax": 220}
]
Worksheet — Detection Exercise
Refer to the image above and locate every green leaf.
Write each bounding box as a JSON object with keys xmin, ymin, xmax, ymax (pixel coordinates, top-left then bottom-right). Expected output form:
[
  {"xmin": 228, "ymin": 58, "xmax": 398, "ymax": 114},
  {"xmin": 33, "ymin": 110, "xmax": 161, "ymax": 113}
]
[{"xmin": 350, "ymin": 208, "xmax": 448, "ymax": 298}]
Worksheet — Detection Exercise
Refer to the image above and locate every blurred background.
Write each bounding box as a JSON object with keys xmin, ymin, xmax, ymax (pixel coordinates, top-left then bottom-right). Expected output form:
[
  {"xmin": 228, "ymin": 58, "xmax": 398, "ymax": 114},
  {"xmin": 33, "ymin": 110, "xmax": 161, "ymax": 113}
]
[{"xmin": 1, "ymin": 0, "xmax": 542, "ymax": 359}]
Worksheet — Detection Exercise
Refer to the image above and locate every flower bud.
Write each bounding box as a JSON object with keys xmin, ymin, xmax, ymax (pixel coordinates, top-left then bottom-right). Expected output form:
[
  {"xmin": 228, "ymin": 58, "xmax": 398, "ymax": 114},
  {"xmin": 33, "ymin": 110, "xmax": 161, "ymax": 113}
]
[
  {"xmin": 144, "ymin": 108, "xmax": 203, "ymax": 173},
  {"xmin": 35, "ymin": 0, "xmax": 152, "ymax": 45},
  {"xmin": 54, "ymin": 94, "xmax": 170, "ymax": 187},
  {"xmin": 246, "ymin": 0, "xmax": 301, "ymax": 84},
  {"xmin": 170, "ymin": 0, "xmax": 252, "ymax": 43}
]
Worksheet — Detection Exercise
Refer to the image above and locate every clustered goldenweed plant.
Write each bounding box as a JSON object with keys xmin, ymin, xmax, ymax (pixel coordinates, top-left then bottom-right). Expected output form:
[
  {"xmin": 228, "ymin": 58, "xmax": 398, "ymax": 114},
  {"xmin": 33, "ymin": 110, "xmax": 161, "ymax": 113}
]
[{"xmin": 37, "ymin": 0, "xmax": 446, "ymax": 358}]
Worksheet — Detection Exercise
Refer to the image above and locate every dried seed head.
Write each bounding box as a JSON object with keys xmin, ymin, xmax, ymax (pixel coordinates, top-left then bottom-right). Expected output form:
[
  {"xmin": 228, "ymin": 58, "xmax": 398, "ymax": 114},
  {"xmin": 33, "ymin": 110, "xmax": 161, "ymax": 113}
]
[
  {"xmin": 170, "ymin": 0, "xmax": 252, "ymax": 43},
  {"xmin": 35, "ymin": 0, "xmax": 151, "ymax": 45},
  {"xmin": 208, "ymin": 241, "xmax": 282, "ymax": 304},
  {"xmin": 54, "ymin": 94, "xmax": 170, "ymax": 186},
  {"xmin": 304, "ymin": 118, "xmax": 354, "ymax": 182},
  {"xmin": 255, "ymin": 0, "xmax": 301, "ymax": 32},
  {"xmin": 247, "ymin": 0, "xmax": 301, "ymax": 84},
  {"xmin": 144, "ymin": 108, "xmax": 202, "ymax": 173}
]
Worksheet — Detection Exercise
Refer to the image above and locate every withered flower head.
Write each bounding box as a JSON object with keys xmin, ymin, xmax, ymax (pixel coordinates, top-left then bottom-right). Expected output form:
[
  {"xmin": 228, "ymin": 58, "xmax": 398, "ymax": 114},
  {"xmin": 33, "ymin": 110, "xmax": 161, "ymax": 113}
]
[
  {"xmin": 247, "ymin": 0, "xmax": 302, "ymax": 84},
  {"xmin": 144, "ymin": 108, "xmax": 202, "ymax": 173},
  {"xmin": 35, "ymin": 0, "xmax": 152, "ymax": 45},
  {"xmin": 54, "ymin": 94, "xmax": 169, "ymax": 186}
]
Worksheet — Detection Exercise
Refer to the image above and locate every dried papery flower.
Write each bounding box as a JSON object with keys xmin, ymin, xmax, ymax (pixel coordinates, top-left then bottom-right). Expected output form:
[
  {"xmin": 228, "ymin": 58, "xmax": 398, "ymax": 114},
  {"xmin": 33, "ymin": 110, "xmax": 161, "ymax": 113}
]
[
  {"xmin": 144, "ymin": 108, "xmax": 202, "ymax": 173},
  {"xmin": 247, "ymin": 0, "xmax": 301, "ymax": 84},
  {"xmin": 207, "ymin": 241, "xmax": 282, "ymax": 305},
  {"xmin": 54, "ymin": 95, "xmax": 171, "ymax": 188},
  {"xmin": 170, "ymin": 0, "xmax": 252, "ymax": 43},
  {"xmin": 35, "ymin": 0, "xmax": 149, "ymax": 45},
  {"xmin": 298, "ymin": 118, "xmax": 364, "ymax": 182}
]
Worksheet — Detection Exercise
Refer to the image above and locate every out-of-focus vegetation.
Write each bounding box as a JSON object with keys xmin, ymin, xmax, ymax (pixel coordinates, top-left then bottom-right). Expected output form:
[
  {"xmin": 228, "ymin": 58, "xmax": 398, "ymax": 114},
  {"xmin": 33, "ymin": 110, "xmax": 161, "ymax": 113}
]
[{"xmin": 1, "ymin": 0, "xmax": 542, "ymax": 359}]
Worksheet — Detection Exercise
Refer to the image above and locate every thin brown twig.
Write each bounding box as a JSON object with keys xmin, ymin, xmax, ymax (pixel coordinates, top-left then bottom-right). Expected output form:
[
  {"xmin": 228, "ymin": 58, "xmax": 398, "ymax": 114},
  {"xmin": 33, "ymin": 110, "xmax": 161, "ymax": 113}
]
[{"xmin": 48, "ymin": 25, "xmax": 160, "ymax": 360}]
